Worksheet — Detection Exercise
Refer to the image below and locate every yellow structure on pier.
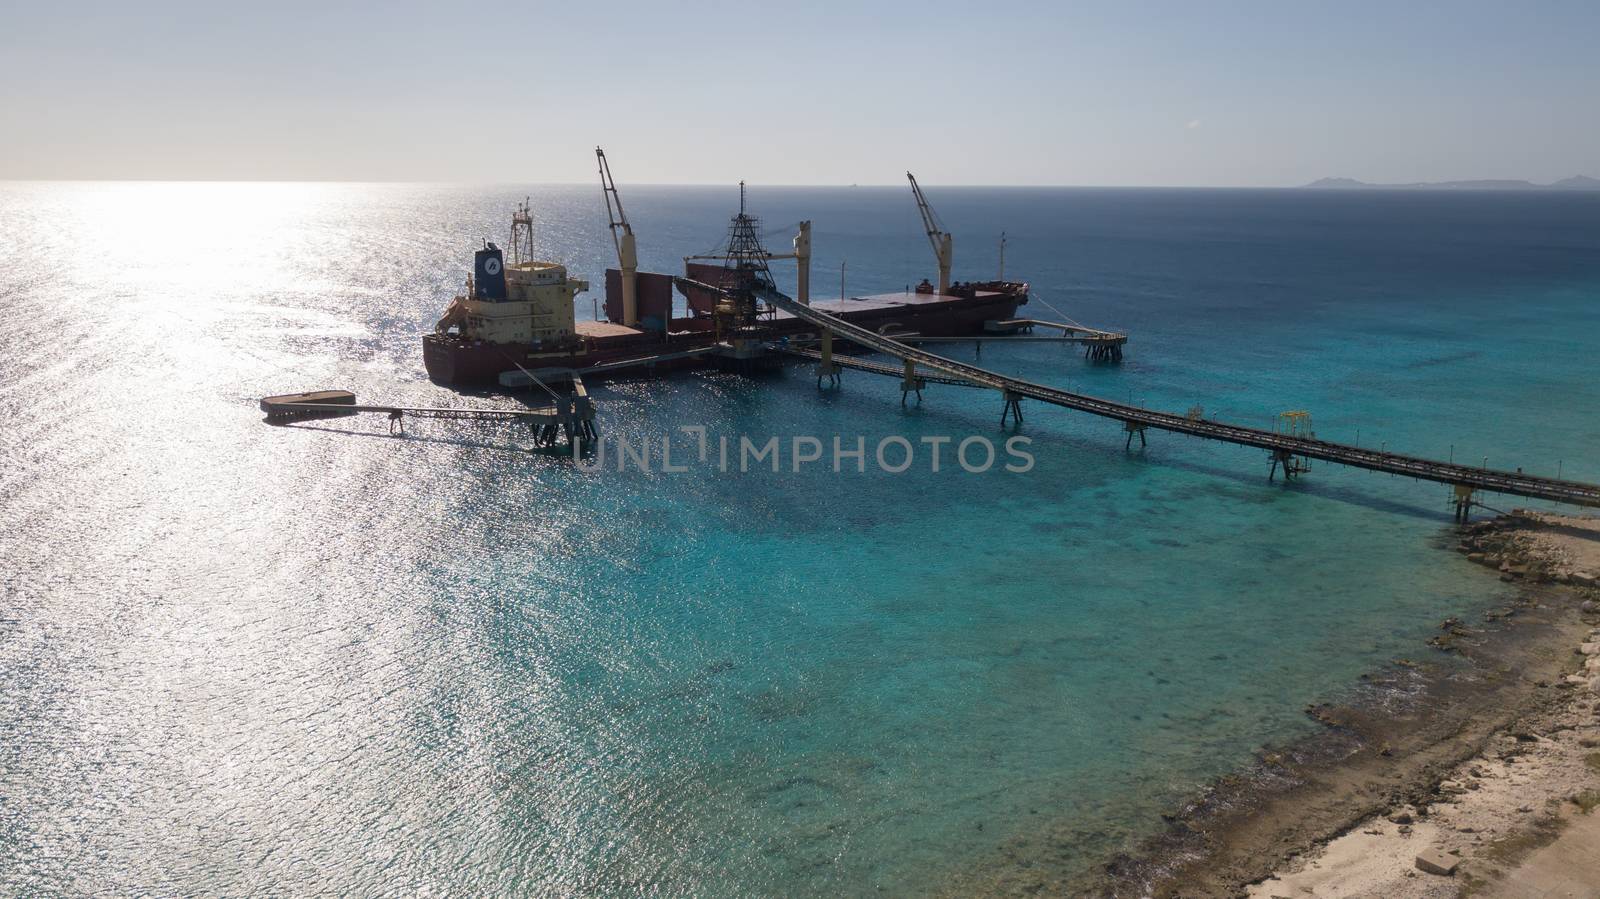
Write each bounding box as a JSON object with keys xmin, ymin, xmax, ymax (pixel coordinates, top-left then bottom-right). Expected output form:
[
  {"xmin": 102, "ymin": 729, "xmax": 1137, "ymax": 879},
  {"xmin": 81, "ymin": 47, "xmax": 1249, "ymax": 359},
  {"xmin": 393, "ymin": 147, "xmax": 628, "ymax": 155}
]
[
  {"xmin": 1273, "ymin": 410, "xmax": 1316, "ymax": 440},
  {"xmin": 1270, "ymin": 411, "xmax": 1316, "ymax": 479}
]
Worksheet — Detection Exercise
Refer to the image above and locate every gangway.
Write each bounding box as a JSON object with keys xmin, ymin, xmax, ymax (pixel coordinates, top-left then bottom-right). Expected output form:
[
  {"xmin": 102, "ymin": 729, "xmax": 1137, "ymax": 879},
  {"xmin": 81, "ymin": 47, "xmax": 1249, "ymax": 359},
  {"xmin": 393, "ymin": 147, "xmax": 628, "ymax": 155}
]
[{"xmin": 760, "ymin": 294, "xmax": 1600, "ymax": 512}]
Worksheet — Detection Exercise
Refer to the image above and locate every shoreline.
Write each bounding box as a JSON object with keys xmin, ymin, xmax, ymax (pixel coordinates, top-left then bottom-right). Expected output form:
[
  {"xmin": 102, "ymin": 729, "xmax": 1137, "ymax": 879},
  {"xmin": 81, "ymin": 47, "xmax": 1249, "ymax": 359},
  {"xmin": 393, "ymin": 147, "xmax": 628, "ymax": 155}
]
[
  {"xmin": 1240, "ymin": 513, "xmax": 1600, "ymax": 898},
  {"xmin": 1102, "ymin": 511, "xmax": 1600, "ymax": 897},
  {"xmin": 985, "ymin": 511, "xmax": 1600, "ymax": 897}
]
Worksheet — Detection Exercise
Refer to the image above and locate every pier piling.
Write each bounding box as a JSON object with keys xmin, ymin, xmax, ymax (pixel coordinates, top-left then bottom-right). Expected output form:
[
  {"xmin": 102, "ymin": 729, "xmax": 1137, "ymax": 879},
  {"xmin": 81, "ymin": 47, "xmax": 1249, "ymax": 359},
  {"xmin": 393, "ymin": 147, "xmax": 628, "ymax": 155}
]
[
  {"xmin": 1000, "ymin": 391, "xmax": 1024, "ymax": 427},
  {"xmin": 817, "ymin": 330, "xmax": 842, "ymax": 388},
  {"xmin": 901, "ymin": 359, "xmax": 925, "ymax": 406},
  {"xmin": 1124, "ymin": 420, "xmax": 1148, "ymax": 450}
]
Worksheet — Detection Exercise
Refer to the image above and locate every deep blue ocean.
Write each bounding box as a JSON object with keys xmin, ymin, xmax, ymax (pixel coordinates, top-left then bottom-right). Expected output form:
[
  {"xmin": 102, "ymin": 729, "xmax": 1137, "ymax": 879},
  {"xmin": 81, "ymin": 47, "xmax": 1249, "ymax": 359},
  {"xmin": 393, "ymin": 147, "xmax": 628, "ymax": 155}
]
[{"xmin": 2, "ymin": 182, "xmax": 1597, "ymax": 895}]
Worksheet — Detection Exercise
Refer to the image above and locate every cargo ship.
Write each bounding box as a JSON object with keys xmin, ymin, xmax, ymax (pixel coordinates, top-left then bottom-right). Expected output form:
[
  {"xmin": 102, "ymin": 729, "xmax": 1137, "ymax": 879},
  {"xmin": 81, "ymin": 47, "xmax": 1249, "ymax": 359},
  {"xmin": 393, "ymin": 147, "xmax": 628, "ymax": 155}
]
[{"xmin": 422, "ymin": 158, "xmax": 1029, "ymax": 387}]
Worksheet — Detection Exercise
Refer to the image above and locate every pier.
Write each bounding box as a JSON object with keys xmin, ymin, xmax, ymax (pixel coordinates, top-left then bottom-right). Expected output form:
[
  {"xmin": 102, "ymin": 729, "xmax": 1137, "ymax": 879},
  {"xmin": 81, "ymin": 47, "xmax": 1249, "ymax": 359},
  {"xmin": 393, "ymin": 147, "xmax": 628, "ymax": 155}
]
[
  {"xmin": 792, "ymin": 317, "xmax": 1129, "ymax": 363},
  {"xmin": 764, "ymin": 294, "xmax": 1600, "ymax": 513},
  {"xmin": 261, "ymin": 387, "xmax": 596, "ymax": 448},
  {"xmin": 908, "ymin": 318, "xmax": 1128, "ymax": 361},
  {"xmin": 264, "ymin": 305, "xmax": 1600, "ymax": 515}
]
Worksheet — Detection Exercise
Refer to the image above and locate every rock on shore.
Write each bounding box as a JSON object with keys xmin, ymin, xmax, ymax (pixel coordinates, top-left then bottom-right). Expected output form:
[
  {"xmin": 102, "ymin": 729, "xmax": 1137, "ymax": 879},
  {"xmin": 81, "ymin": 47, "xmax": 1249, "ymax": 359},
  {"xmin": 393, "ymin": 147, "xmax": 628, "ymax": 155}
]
[{"xmin": 1457, "ymin": 510, "xmax": 1600, "ymax": 593}]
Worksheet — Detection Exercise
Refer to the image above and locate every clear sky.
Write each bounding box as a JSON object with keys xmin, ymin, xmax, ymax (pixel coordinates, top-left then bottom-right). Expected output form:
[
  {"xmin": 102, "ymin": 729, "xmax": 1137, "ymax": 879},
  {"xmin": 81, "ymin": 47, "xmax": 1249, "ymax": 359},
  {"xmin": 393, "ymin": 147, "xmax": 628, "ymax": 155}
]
[{"xmin": 2, "ymin": 0, "xmax": 1595, "ymax": 185}]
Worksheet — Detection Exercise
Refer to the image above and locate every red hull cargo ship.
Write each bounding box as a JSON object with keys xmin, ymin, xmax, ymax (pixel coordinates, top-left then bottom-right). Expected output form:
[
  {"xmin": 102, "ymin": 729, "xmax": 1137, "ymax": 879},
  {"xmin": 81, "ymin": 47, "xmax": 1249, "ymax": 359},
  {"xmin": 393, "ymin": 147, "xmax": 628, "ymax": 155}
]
[{"xmin": 423, "ymin": 188, "xmax": 1028, "ymax": 387}]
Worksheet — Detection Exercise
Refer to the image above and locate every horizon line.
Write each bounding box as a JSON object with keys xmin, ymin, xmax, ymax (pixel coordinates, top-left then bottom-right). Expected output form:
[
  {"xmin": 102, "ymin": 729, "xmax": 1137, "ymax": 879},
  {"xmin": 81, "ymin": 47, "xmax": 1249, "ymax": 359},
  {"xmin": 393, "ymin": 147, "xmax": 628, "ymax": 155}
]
[
  {"xmin": 0, "ymin": 177, "xmax": 1295, "ymax": 189},
  {"xmin": 3, "ymin": 177, "xmax": 1594, "ymax": 191}
]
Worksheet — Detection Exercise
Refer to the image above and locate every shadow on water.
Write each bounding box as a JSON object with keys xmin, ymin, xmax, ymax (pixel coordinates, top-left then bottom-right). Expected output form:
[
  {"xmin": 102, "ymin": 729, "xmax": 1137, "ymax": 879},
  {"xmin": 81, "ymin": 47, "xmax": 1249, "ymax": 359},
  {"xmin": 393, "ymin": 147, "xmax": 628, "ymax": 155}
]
[
  {"xmin": 768, "ymin": 367, "xmax": 1467, "ymax": 523},
  {"xmin": 1128, "ymin": 449, "xmax": 1459, "ymax": 523},
  {"xmin": 751, "ymin": 359, "xmax": 1468, "ymax": 522},
  {"xmin": 278, "ymin": 420, "xmax": 582, "ymax": 458}
]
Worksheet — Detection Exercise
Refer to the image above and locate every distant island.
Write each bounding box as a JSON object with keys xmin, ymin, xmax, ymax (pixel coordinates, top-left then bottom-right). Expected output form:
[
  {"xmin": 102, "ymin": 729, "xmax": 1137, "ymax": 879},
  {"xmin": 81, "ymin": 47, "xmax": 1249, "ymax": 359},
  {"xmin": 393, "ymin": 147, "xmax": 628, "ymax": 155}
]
[{"xmin": 1302, "ymin": 175, "xmax": 1600, "ymax": 191}]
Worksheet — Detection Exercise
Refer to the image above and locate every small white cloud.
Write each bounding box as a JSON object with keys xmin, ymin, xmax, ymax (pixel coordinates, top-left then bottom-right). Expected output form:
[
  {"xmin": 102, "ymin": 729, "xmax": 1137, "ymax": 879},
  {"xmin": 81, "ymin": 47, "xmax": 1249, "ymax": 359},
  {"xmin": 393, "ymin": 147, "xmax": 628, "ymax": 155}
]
[{"xmin": 1186, "ymin": 119, "xmax": 1202, "ymax": 130}]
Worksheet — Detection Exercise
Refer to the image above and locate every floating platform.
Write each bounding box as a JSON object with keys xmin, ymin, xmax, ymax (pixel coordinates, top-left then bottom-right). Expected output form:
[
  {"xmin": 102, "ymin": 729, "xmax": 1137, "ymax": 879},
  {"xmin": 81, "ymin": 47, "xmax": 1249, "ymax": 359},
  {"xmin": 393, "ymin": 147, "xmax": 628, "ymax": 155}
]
[{"xmin": 260, "ymin": 390, "xmax": 357, "ymax": 421}]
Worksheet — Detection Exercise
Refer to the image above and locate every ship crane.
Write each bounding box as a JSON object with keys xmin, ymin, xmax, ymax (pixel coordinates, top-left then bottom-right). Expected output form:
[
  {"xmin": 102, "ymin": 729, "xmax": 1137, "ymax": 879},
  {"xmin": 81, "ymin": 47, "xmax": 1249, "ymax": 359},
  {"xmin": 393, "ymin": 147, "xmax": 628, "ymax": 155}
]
[
  {"xmin": 596, "ymin": 147, "xmax": 639, "ymax": 327},
  {"xmin": 907, "ymin": 172, "xmax": 953, "ymax": 296}
]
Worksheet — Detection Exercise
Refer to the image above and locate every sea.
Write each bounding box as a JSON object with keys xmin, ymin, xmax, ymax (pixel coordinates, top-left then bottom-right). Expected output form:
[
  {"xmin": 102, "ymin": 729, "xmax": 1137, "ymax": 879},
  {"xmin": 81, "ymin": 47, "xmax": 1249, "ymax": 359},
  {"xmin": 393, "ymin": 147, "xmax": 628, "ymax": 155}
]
[{"xmin": 2, "ymin": 181, "xmax": 1598, "ymax": 895}]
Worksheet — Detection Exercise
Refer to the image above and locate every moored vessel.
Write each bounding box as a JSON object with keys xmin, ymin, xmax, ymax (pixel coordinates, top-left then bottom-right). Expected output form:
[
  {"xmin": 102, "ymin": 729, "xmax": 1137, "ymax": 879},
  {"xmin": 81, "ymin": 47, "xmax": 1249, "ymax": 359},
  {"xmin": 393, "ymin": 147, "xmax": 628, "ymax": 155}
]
[{"xmin": 422, "ymin": 161, "xmax": 1029, "ymax": 387}]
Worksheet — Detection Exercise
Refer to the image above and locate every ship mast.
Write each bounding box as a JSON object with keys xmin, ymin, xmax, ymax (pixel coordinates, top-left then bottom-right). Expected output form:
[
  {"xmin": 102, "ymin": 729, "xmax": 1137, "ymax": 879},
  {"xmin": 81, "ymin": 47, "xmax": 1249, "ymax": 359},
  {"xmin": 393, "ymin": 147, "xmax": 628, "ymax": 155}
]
[
  {"xmin": 596, "ymin": 147, "xmax": 639, "ymax": 327},
  {"xmin": 510, "ymin": 197, "xmax": 534, "ymax": 265},
  {"xmin": 908, "ymin": 172, "xmax": 953, "ymax": 295}
]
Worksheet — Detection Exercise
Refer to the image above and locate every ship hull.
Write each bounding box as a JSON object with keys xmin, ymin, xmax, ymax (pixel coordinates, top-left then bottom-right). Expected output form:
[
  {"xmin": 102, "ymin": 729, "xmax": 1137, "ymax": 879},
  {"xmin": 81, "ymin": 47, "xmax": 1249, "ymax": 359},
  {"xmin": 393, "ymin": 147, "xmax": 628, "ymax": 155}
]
[{"xmin": 424, "ymin": 287, "xmax": 1027, "ymax": 387}]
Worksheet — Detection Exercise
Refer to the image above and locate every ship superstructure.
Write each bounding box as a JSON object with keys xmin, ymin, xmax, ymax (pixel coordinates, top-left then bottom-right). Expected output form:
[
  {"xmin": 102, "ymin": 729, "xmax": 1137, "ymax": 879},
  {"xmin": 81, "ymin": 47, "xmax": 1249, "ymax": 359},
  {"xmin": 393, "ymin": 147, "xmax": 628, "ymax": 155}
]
[{"xmin": 432, "ymin": 200, "xmax": 588, "ymax": 351}]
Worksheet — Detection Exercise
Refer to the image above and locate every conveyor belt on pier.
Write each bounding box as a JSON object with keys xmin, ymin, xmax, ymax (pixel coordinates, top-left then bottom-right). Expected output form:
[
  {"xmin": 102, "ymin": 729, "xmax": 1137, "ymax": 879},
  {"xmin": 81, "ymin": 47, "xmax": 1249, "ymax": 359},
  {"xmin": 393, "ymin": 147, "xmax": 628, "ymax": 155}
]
[
  {"xmin": 773, "ymin": 345, "xmax": 979, "ymax": 387},
  {"xmin": 764, "ymin": 295, "xmax": 1600, "ymax": 508}
]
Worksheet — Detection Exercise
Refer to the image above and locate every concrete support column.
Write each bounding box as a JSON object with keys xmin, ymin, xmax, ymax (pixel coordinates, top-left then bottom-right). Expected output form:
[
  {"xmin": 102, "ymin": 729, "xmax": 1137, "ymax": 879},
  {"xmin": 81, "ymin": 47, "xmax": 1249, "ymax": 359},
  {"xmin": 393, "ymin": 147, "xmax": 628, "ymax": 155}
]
[
  {"xmin": 620, "ymin": 231, "xmax": 639, "ymax": 327},
  {"xmin": 937, "ymin": 233, "xmax": 953, "ymax": 296},
  {"xmin": 794, "ymin": 221, "xmax": 812, "ymax": 306}
]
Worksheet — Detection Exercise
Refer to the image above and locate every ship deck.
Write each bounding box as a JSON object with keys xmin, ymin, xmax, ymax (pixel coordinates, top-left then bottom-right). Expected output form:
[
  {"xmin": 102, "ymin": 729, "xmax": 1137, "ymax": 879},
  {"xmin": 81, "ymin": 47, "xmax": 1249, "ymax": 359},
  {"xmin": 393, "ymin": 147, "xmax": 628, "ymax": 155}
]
[
  {"xmin": 576, "ymin": 320, "xmax": 647, "ymax": 339},
  {"xmin": 566, "ymin": 289, "xmax": 1014, "ymax": 350},
  {"xmin": 778, "ymin": 290, "xmax": 1005, "ymax": 321}
]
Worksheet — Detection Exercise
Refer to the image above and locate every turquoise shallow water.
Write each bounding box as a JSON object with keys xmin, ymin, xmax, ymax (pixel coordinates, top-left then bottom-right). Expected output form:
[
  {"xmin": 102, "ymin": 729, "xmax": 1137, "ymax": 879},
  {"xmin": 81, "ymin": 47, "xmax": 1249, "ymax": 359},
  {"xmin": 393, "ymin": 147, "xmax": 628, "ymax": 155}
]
[{"xmin": 1, "ymin": 182, "xmax": 1598, "ymax": 894}]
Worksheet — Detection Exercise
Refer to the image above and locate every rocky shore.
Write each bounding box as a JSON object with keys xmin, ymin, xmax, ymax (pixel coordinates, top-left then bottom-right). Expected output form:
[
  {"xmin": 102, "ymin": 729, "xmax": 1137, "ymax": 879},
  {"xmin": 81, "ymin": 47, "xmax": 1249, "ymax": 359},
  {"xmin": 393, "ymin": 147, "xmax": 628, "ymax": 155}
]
[
  {"xmin": 1075, "ymin": 512, "xmax": 1600, "ymax": 898},
  {"xmin": 1245, "ymin": 512, "xmax": 1600, "ymax": 898},
  {"xmin": 1458, "ymin": 511, "xmax": 1600, "ymax": 592}
]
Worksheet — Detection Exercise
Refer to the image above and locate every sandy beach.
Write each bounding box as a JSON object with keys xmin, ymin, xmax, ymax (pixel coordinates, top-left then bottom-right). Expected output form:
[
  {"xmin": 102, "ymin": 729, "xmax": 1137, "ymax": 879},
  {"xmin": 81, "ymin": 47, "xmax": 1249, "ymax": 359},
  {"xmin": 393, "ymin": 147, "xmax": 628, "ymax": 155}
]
[{"xmin": 1080, "ymin": 512, "xmax": 1600, "ymax": 898}]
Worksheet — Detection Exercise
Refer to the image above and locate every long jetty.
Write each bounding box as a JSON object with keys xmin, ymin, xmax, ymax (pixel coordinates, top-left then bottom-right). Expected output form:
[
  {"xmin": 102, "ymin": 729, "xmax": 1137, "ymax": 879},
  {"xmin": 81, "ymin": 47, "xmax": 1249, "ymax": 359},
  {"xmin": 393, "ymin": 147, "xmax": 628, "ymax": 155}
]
[
  {"xmin": 900, "ymin": 318, "xmax": 1127, "ymax": 361},
  {"xmin": 260, "ymin": 386, "xmax": 596, "ymax": 448},
  {"xmin": 765, "ymin": 294, "xmax": 1600, "ymax": 513}
]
